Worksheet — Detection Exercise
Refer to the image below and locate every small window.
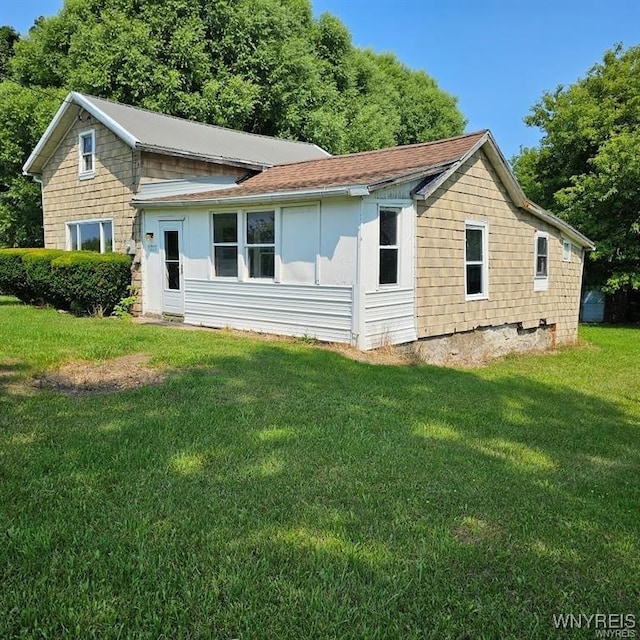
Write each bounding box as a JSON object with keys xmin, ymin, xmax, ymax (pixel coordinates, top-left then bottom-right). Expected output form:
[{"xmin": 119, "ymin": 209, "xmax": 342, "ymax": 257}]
[
  {"xmin": 562, "ymin": 238, "xmax": 572, "ymax": 263},
  {"xmin": 213, "ymin": 213, "xmax": 238, "ymax": 277},
  {"xmin": 67, "ymin": 220, "xmax": 113, "ymax": 253},
  {"xmin": 379, "ymin": 208, "xmax": 399, "ymax": 285},
  {"xmin": 534, "ymin": 231, "xmax": 549, "ymax": 291},
  {"xmin": 465, "ymin": 222, "xmax": 488, "ymax": 299},
  {"xmin": 246, "ymin": 210, "xmax": 275, "ymax": 279},
  {"xmin": 78, "ymin": 130, "xmax": 96, "ymax": 178}
]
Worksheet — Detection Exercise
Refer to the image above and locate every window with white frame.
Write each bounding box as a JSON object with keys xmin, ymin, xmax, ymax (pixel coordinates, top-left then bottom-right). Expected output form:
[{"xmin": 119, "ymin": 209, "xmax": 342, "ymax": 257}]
[
  {"xmin": 562, "ymin": 238, "xmax": 572, "ymax": 262},
  {"xmin": 379, "ymin": 208, "xmax": 399, "ymax": 285},
  {"xmin": 246, "ymin": 210, "xmax": 275, "ymax": 278},
  {"xmin": 78, "ymin": 130, "xmax": 96, "ymax": 178},
  {"xmin": 465, "ymin": 222, "xmax": 488, "ymax": 299},
  {"xmin": 68, "ymin": 220, "xmax": 113, "ymax": 253},
  {"xmin": 534, "ymin": 231, "xmax": 549, "ymax": 291},
  {"xmin": 213, "ymin": 213, "xmax": 239, "ymax": 277}
]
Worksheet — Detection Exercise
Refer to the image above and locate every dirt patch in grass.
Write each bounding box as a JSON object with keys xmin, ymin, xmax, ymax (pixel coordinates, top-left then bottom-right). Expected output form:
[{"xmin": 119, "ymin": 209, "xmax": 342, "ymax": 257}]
[
  {"xmin": 34, "ymin": 354, "xmax": 166, "ymax": 396},
  {"xmin": 451, "ymin": 517, "xmax": 499, "ymax": 545}
]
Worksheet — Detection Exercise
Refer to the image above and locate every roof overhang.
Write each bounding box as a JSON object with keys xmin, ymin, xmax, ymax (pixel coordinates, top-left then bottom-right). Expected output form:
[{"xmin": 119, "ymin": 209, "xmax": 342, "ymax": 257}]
[
  {"xmin": 23, "ymin": 91, "xmax": 277, "ymax": 176},
  {"xmin": 23, "ymin": 91, "xmax": 140, "ymax": 176},
  {"xmin": 132, "ymin": 184, "xmax": 370, "ymax": 208},
  {"xmin": 412, "ymin": 131, "xmax": 595, "ymax": 250},
  {"xmin": 136, "ymin": 144, "xmax": 270, "ymax": 172}
]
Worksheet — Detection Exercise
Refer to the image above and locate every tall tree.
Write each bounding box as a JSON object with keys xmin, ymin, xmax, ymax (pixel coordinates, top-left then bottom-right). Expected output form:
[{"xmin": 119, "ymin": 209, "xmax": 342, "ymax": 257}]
[
  {"xmin": 1, "ymin": 0, "xmax": 466, "ymax": 247},
  {"xmin": 0, "ymin": 26, "xmax": 19, "ymax": 81},
  {"xmin": 513, "ymin": 45, "xmax": 640, "ymax": 317}
]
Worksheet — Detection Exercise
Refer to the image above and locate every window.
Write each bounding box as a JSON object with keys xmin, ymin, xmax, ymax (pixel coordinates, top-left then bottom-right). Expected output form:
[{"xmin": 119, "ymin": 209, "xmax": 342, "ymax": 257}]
[
  {"xmin": 246, "ymin": 210, "xmax": 275, "ymax": 278},
  {"xmin": 213, "ymin": 213, "xmax": 238, "ymax": 277},
  {"xmin": 67, "ymin": 220, "xmax": 113, "ymax": 253},
  {"xmin": 164, "ymin": 230, "xmax": 180, "ymax": 290},
  {"xmin": 562, "ymin": 238, "xmax": 572, "ymax": 262},
  {"xmin": 78, "ymin": 130, "xmax": 95, "ymax": 178},
  {"xmin": 534, "ymin": 231, "xmax": 549, "ymax": 291},
  {"xmin": 465, "ymin": 222, "xmax": 488, "ymax": 299},
  {"xmin": 379, "ymin": 208, "xmax": 399, "ymax": 285}
]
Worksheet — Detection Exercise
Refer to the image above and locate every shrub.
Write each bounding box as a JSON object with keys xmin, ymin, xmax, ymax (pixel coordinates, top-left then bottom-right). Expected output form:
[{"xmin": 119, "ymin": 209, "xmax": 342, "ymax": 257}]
[
  {"xmin": 0, "ymin": 249, "xmax": 31, "ymax": 299},
  {"xmin": 0, "ymin": 248, "xmax": 131, "ymax": 314},
  {"xmin": 51, "ymin": 252, "xmax": 132, "ymax": 314}
]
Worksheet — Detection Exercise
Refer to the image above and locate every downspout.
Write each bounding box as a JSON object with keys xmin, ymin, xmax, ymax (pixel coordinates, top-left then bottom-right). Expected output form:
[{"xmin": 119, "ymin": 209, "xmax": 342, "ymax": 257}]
[
  {"xmin": 353, "ymin": 198, "xmax": 365, "ymax": 349},
  {"xmin": 32, "ymin": 175, "xmax": 46, "ymax": 247}
]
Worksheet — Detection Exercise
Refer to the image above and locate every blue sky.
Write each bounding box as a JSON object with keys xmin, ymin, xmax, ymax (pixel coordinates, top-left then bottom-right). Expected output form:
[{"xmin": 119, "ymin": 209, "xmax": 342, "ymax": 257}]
[{"xmin": 3, "ymin": 0, "xmax": 639, "ymax": 158}]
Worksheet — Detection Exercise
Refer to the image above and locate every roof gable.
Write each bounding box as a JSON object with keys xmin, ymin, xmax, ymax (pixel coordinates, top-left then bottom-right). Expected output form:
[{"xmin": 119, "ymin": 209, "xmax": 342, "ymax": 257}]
[{"xmin": 23, "ymin": 92, "xmax": 330, "ymax": 175}]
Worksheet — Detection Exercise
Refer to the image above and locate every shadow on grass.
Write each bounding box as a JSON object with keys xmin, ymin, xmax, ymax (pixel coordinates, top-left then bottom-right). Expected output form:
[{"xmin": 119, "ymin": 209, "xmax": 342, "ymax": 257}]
[
  {"xmin": 0, "ymin": 296, "xmax": 21, "ymax": 306},
  {"xmin": 1, "ymin": 342, "xmax": 638, "ymax": 638}
]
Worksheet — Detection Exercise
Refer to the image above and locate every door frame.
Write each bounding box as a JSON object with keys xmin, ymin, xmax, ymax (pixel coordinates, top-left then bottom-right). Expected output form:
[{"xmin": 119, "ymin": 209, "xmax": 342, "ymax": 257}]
[{"xmin": 159, "ymin": 220, "xmax": 185, "ymax": 316}]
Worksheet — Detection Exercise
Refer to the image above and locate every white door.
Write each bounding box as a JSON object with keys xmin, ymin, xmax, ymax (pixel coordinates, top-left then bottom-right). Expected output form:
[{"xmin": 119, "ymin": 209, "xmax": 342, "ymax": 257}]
[{"xmin": 159, "ymin": 221, "xmax": 184, "ymax": 315}]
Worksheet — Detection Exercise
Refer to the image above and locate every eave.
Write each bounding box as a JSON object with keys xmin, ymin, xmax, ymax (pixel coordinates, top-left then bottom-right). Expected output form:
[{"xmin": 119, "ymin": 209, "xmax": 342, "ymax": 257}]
[{"xmin": 131, "ymin": 184, "xmax": 370, "ymax": 208}]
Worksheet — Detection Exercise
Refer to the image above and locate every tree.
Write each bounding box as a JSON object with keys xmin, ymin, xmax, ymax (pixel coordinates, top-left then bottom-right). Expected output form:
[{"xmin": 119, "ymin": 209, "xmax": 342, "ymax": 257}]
[
  {"xmin": 1, "ymin": 0, "xmax": 466, "ymax": 247},
  {"xmin": 0, "ymin": 26, "xmax": 19, "ymax": 81},
  {"xmin": 513, "ymin": 45, "xmax": 640, "ymax": 318},
  {"xmin": 0, "ymin": 83, "xmax": 65, "ymax": 247}
]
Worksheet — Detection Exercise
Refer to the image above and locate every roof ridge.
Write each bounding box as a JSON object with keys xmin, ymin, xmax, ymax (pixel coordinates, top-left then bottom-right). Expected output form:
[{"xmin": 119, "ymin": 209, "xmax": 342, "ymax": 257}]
[{"xmin": 75, "ymin": 92, "xmax": 325, "ymax": 150}]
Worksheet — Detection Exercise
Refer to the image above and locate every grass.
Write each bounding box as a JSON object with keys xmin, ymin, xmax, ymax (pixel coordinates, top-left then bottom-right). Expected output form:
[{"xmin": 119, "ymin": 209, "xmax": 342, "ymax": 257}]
[{"xmin": 0, "ymin": 296, "xmax": 638, "ymax": 639}]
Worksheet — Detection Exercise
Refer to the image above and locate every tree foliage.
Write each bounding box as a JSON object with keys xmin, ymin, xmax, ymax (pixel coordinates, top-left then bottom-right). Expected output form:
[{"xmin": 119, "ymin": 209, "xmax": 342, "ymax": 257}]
[
  {"xmin": 0, "ymin": 0, "xmax": 465, "ymax": 247},
  {"xmin": 0, "ymin": 82, "xmax": 65, "ymax": 247},
  {"xmin": 0, "ymin": 26, "xmax": 19, "ymax": 81},
  {"xmin": 513, "ymin": 45, "xmax": 640, "ymax": 297}
]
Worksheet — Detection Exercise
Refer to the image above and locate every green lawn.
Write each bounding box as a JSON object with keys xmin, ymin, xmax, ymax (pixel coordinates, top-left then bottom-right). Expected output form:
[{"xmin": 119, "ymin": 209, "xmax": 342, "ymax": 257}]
[{"xmin": 0, "ymin": 296, "xmax": 638, "ymax": 639}]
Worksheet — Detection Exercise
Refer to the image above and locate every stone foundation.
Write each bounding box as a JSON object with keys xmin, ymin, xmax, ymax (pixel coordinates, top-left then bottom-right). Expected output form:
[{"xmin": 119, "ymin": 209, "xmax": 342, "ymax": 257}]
[{"xmin": 404, "ymin": 322, "xmax": 557, "ymax": 366}]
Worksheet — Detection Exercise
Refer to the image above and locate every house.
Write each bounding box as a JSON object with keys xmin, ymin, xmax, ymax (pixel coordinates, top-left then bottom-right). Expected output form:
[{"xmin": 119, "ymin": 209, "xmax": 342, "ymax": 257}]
[
  {"xmin": 22, "ymin": 91, "xmax": 328, "ymax": 306},
  {"xmin": 24, "ymin": 93, "xmax": 594, "ymax": 362}
]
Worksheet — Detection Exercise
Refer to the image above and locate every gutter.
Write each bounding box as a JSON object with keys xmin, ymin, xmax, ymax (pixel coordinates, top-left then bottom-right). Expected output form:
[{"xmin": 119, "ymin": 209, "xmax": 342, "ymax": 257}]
[
  {"xmin": 522, "ymin": 200, "xmax": 595, "ymax": 250},
  {"xmin": 131, "ymin": 184, "xmax": 370, "ymax": 208}
]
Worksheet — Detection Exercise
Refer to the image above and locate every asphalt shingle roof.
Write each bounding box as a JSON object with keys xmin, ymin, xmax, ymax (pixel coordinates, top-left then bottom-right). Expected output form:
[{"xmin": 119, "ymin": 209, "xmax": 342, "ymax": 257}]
[{"xmin": 147, "ymin": 130, "xmax": 488, "ymax": 202}]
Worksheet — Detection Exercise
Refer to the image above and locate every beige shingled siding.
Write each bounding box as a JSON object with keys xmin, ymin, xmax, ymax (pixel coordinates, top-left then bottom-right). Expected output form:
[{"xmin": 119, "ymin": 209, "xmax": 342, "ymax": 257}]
[
  {"xmin": 41, "ymin": 117, "xmax": 137, "ymax": 252},
  {"xmin": 140, "ymin": 152, "xmax": 247, "ymax": 182},
  {"xmin": 416, "ymin": 149, "xmax": 584, "ymax": 345},
  {"xmin": 41, "ymin": 116, "xmax": 250, "ymax": 252}
]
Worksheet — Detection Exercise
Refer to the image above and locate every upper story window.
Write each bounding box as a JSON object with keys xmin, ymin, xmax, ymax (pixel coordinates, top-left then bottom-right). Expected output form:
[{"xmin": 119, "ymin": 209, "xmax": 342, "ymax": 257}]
[
  {"xmin": 246, "ymin": 210, "xmax": 275, "ymax": 279},
  {"xmin": 465, "ymin": 221, "xmax": 488, "ymax": 300},
  {"xmin": 68, "ymin": 219, "xmax": 113, "ymax": 253},
  {"xmin": 379, "ymin": 208, "xmax": 399, "ymax": 285},
  {"xmin": 534, "ymin": 231, "xmax": 549, "ymax": 291},
  {"xmin": 213, "ymin": 213, "xmax": 239, "ymax": 277},
  {"xmin": 78, "ymin": 129, "xmax": 95, "ymax": 179},
  {"xmin": 562, "ymin": 238, "xmax": 572, "ymax": 262}
]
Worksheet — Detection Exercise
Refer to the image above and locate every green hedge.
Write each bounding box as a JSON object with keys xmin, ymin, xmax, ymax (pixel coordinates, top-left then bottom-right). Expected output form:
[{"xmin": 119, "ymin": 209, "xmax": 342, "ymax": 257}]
[{"xmin": 0, "ymin": 248, "xmax": 131, "ymax": 314}]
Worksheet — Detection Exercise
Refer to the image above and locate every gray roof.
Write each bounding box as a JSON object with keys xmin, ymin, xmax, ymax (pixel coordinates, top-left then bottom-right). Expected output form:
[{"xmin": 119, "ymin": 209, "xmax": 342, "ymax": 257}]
[{"xmin": 23, "ymin": 92, "xmax": 330, "ymax": 175}]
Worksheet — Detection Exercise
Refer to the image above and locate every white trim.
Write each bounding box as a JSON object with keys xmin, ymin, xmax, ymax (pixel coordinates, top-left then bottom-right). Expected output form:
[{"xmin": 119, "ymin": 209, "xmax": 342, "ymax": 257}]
[
  {"xmin": 211, "ymin": 211, "xmax": 240, "ymax": 279},
  {"xmin": 66, "ymin": 218, "xmax": 114, "ymax": 253},
  {"xmin": 464, "ymin": 220, "xmax": 489, "ymax": 301},
  {"xmin": 377, "ymin": 205, "xmax": 401, "ymax": 288},
  {"xmin": 78, "ymin": 129, "xmax": 96, "ymax": 179},
  {"xmin": 132, "ymin": 185, "xmax": 368, "ymax": 208},
  {"xmin": 534, "ymin": 231, "xmax": 549, "ymax": 291},
  {"xmin": 23, "ymin": 94, "xmax": 76, "ymax": 174},
  {"xmin": 71, "ymin": 92, "xmax": 139, "ymax": 148},
  {"xmin": 244, "ymin": 208, "xmax": 276, "ymax": 281}
]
